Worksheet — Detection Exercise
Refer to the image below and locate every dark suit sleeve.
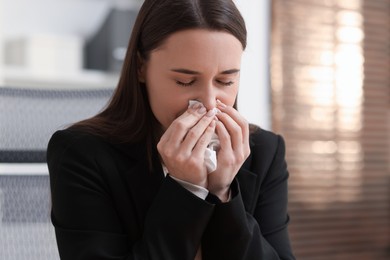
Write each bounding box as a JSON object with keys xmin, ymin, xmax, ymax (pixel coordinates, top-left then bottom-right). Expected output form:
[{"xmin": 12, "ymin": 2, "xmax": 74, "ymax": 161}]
[
  {"xmin": 47, "ymin": 131, "xmax": 215, "ymax": 260},
  {"xmin": 202, "ymin": 135, "xmax": 295, "ymax": 260}
]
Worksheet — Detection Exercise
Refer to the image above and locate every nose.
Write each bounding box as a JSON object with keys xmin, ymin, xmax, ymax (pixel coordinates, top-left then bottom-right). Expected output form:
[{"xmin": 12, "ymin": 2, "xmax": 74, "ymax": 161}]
[{"xmin": 198, "ymin": 88, "xmax": 217, "ymax": 111}]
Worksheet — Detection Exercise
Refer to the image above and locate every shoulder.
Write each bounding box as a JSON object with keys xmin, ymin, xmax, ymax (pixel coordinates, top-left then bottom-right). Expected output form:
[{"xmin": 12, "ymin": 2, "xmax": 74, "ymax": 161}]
[
  {"xmin": 48, "ymin": 128, "xmax": 96, "ymax": 148},
  {"xmin": 47, "ymin": 129, "xmax": 145, "ymax": 191},
  {"xmin": 47, "ymin": 128, "xmax": 145, "ymax": 167},
  {"xmin": 46, "ymin": 129, "xmax": 110, "ymax": 175},
  {"xmin": 47, "ymin": 129, "xmax": 108, "ymax": 159},
  {"xmin": 245, "ymin": 124, "xmax": 287, "ymax": 174},
  {"xmin": 248, "ymin": 124, "xmax": 285, "ymax": 154},
  {"xmin": 237, "ymin": 125, "xmax": 287, "ymax": 212}
]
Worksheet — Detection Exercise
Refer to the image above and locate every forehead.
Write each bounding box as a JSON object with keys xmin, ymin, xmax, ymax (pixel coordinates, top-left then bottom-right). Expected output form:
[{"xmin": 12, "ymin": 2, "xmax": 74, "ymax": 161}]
[{"xmin": 148, "ymin": 29, "xmax": 243, "ymax": 72}]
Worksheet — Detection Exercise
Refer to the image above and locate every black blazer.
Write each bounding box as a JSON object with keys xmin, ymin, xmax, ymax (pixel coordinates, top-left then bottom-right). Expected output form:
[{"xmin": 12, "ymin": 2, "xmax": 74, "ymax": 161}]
[{"xmin": 47, "ymin": 127, "xmax": 295, "ymax": 260}]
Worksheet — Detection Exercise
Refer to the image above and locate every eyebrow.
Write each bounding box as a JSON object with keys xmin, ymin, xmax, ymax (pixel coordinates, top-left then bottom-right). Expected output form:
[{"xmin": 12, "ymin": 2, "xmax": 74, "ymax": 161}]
[{"xmin": 170, "ymin": 68, "xmax": 240, "ymax": 75}]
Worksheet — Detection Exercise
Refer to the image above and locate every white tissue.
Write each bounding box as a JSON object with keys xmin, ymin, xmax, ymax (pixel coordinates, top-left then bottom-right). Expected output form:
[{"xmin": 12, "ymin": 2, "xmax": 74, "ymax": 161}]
[{"xmin": 189, "ymin": 100, "xmax": 220, "ymax": 173}]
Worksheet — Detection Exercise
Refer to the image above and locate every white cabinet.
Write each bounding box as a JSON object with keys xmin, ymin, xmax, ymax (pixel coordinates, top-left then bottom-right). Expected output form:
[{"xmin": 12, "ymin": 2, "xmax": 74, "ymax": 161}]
[{"xmin": 0, "ymin": 0, "xmax": 142, "ymax": 89}]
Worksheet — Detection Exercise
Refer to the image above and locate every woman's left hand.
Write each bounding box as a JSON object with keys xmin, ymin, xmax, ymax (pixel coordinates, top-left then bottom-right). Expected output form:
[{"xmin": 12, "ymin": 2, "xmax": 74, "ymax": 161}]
[{"xmin": 207, "ymin": 100, "xmax": 250, "ymax": 202}]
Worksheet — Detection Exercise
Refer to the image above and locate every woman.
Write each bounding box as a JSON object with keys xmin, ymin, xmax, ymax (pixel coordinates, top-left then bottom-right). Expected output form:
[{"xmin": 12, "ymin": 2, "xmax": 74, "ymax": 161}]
[{"xmin": 47, "ymin": 0, "xmax": 295, "ymax": 259}]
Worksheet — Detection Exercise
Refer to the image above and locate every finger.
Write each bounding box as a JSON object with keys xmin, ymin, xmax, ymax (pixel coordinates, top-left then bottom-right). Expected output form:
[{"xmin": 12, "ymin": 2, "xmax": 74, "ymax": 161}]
[
  {"xmin": 161, "ymin": 103, "xmax": 207, "ymax": 144},
  {"xmin": 215, "ymin": 111, "xmax": 243, "ymax": 150},
  {"xmin": 217, "ymin": 100, "xmax": 249, "ymax": 145},
  {"xmin": 215, "ymin": 120, "xmax": 232, "ymax": 152},
  {"xmin": 180, "ymin": 109, "xmax": 218, "ymax": 152},
  {"xmin": 192, "ymin": 119, "xmax": 217, "ymax": 158}
]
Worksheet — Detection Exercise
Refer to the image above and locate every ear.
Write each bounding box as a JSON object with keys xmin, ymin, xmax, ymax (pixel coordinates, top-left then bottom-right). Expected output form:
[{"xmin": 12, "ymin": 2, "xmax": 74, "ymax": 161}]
[{"xmin": 137, "ymin": 52, "xmax": 146, "ymax": 83}]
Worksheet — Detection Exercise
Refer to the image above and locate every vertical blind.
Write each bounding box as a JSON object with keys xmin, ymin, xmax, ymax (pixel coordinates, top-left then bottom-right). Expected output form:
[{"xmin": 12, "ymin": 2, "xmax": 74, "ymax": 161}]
[{"xmin": 271, "ymin": 0, "xmax": 390, "ymax": 259}]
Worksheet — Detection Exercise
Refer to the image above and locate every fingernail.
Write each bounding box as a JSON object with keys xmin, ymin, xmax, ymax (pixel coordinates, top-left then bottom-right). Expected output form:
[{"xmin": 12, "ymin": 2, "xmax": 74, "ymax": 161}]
[
  {"xmin": 206, "ymin": 109, "xmax": 216, "ymax": 117},
  {"xmin": 198, "ymin": 106, "xmax": 206, "ymax": 114},
  {"xmin": 217, "ymin": 99, "xmax": 226, "ymax": 108},
  {"xmin": 210, "ymin": 120, "xmax": 216, "ymax": 127},
  {"xmin": 190, "ymin": 103, "xmax": 201, "ymax": 110}
]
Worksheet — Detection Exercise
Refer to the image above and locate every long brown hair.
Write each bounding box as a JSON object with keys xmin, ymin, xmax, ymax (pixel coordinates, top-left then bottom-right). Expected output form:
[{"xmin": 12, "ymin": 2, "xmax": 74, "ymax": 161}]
[{"xmin": 71, "ymin": 0, "xmax": 247, "ymax": 160}]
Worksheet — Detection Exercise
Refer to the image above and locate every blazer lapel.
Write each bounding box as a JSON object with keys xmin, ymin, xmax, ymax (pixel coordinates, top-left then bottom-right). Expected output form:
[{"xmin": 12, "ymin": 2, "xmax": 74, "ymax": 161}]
[{"xmin": 236, "ymin": 153, "xmax": 259, "ymax": 214}]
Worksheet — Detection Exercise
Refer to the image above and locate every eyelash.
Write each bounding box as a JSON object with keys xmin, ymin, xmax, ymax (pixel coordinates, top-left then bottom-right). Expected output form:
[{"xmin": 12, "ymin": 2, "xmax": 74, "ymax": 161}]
[
  {"xmin": 176, "ymin": 80, "xmax": 234, "ymax": 87},
  {"xmin": 176, "ymin": 80, "xmax": 195, "ymax": 87},
  {"xmin": 217, "ymin": 80, "xmax": 234, "ymax": 86}
]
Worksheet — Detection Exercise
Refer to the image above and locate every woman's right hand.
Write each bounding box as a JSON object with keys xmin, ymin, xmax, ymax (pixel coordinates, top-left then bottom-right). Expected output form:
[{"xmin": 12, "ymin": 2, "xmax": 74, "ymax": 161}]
[{"xmin": 157, "ymin": 103, "xmax": 217, "ymax": 188}]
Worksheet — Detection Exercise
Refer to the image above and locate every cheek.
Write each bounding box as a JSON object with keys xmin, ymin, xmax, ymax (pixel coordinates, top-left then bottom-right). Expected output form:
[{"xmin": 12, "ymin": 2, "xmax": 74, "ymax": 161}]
[
  {"xmin": 160, "ymin": 104, "xmax": 189, "ymax": 130},
  {"xmin": 220, "ymin": 87, "xmax": 238, "ymax": 107},
  {"xmin": 148, "ymin": 91, "xmax": 188, "ymax": 128}
]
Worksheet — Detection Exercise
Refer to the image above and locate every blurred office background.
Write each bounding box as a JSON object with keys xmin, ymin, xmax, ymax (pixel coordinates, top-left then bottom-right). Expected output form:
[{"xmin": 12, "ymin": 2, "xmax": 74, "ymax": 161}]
[
  {"xmin": 0, "ymin": 0, "xmax": 389, "ymax": 259},
  {"xmin": 272, "ymin": 0, "xmax": 390, "ymax": 259},
  {"xmin": 0, "ymin": 0, "xmax": 141, "ymax": 259}
]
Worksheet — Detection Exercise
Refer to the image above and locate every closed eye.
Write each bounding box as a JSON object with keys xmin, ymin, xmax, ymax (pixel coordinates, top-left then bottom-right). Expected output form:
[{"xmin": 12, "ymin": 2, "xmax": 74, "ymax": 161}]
[
  {"xmin": 216, "ymin": 80, "xmax": 234, "ymax": 86},
  {"xmin": 176, "ymin": 80, "xmax": 195, "ymax": 87}
]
